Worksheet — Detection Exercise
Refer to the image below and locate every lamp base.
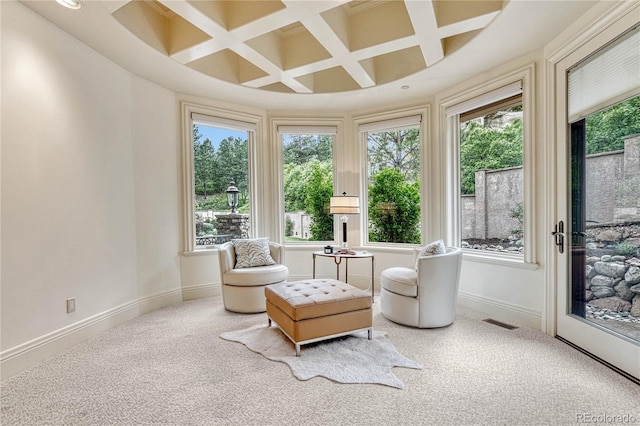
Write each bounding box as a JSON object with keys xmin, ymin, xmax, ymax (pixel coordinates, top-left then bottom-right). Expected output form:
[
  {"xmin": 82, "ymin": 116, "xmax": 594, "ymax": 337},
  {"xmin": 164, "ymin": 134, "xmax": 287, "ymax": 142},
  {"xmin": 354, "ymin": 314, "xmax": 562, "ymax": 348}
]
[{"xmin": 341, "ymin": 217, "xmax": 348, "ymax": 249}]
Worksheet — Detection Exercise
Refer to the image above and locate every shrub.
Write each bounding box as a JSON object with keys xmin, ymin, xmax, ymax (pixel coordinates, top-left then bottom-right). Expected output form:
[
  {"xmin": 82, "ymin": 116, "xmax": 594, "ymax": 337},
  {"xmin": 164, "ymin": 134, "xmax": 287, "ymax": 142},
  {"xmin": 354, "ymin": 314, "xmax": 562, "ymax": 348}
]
[{"xmin": 368, "ymin": 168, "xmax": 420, "ymax": 244}]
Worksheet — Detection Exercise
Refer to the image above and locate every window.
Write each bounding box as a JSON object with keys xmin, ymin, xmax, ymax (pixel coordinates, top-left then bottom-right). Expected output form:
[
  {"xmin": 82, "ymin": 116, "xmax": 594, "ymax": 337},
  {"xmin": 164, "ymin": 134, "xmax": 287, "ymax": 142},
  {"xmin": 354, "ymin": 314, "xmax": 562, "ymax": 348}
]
[
  {"xmin": 278, "ymin": 125, "xmax": 336, "ymax": 243},
  {"xmin": 360, "ymin": 114, "xmax": 423, "ymax": 245},
  {"xmin": 182, "ymin": 103, "xmax": 260, "ymax": 251},
  {"xmin": 460, "ymin": 94, "xmax": 524, "ymax": 255},
  {"xmin": 443, "ymin": 67, "xmax": 534, "ymax": 263}
]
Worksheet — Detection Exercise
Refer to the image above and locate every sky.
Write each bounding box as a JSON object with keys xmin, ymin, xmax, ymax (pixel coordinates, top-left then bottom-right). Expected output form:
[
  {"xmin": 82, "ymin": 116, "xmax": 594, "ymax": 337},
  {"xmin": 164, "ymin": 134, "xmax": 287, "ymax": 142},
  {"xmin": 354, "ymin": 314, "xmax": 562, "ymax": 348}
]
[{"xmin": 196, "ymin": 124, "xmax": 246, "ymax": 148}]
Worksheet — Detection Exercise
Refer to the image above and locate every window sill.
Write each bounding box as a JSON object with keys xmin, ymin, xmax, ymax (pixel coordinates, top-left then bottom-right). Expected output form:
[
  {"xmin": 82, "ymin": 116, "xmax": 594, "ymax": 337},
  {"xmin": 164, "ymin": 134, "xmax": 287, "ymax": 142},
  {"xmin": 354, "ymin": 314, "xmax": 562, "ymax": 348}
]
[
  {"xmin": 463, "ymin": 250, "xmax": 538, "ymax": 270},
  {"xmin": 284, "ymin": 242, "xmax": 333, "ymax": 249},
  {"xmin": 182, "ymin": 248, "xmax": 219, "ymax": 257}
]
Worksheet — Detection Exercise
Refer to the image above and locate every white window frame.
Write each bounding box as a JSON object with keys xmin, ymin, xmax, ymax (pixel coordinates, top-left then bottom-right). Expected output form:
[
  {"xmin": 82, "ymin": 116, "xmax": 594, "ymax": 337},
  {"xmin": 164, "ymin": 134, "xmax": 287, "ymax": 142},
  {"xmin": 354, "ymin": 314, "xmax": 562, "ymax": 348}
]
[
  {"xmin": 181, "ymin": 101, "xmax": 262, "ymax": 252},
  {"xmin": 439, "ymin": 64, "xmax": 537, "ymax": 266},
  {"xmin": 355, "ymin": 106, "xmax": 429, "ymax": 249},
  {"xmin": 271, "ymin": 118, "xmax": 343, "ymax": 246}
]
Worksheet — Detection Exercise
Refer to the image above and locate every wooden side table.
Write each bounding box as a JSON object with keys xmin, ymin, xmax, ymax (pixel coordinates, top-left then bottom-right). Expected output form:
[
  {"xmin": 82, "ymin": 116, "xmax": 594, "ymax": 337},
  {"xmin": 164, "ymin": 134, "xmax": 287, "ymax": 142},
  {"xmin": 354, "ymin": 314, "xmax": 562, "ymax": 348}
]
[{"xmin": 312, "ymin": 251, "xmax": 375, "ymax": 302}]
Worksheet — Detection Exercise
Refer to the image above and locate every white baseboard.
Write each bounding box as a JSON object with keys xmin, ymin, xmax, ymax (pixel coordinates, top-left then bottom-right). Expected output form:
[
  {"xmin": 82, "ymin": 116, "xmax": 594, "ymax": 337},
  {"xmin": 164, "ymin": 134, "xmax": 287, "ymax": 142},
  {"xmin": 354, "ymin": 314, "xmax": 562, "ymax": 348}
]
[
  {"xmin": 181, "ymin": 283, "xmax": 221, "ymax": 300},
  {"xmin": 1, "ymin": 289, "xmax": 183, "ymax": 380},
  {"xmin": 457, "ymin": 291, "xmax": 542, "ymax": 330}
]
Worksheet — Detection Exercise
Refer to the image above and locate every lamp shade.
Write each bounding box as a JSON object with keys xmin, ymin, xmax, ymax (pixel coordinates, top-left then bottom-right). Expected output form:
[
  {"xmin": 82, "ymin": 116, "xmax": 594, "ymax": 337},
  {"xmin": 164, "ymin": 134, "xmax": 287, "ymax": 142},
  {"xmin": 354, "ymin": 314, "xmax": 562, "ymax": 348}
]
[{"xmin": 329, "ymin": 193, "xmax": 360, "ymax": 214}]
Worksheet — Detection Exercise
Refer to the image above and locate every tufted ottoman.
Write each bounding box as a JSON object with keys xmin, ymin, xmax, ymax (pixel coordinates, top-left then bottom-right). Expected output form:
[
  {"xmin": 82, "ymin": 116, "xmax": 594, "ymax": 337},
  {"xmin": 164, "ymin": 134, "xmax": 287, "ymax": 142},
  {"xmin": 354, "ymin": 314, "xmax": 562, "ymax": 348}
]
[{"xmin": 265, "ymin": 279, "xmax": 373, "ymax": 356}]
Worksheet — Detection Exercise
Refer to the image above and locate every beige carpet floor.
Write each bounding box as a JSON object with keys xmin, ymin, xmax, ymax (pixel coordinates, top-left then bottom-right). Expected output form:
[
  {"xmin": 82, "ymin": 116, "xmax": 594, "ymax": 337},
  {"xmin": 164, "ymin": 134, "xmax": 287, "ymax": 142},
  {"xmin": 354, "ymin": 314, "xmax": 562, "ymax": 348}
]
[{"xmin": 1, "ymin": 296, "xmax": 639, "ymax": 425}]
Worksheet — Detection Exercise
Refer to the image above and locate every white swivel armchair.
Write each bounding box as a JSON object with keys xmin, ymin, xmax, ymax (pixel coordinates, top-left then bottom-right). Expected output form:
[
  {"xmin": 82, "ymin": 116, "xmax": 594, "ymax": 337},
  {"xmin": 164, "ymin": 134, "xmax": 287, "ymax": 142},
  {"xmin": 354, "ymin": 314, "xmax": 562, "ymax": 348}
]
[
  {"xmin": 218, "ymin": 240, "xmax": 289, "ymax": 313},
  {"xmin": 380, "ymin": 246, "xmax": 462, "ymax": 328}
]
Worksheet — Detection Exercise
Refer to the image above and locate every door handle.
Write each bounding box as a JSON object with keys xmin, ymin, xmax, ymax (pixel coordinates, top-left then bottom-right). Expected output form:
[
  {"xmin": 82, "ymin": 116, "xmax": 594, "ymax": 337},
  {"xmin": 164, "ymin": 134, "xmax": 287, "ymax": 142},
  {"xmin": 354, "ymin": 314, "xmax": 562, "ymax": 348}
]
[{"xmin": 551, "ymin": 220, "xmax": 565, "ymax": 254}]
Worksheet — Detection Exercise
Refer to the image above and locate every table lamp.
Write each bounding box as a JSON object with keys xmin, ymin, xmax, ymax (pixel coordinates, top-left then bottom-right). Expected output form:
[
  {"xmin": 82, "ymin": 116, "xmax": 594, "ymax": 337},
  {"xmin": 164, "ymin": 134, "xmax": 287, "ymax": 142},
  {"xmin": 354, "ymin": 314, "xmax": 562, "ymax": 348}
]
[{"xmin": 329, "ymin": 192, "xmax": 360, "ymax": 249}]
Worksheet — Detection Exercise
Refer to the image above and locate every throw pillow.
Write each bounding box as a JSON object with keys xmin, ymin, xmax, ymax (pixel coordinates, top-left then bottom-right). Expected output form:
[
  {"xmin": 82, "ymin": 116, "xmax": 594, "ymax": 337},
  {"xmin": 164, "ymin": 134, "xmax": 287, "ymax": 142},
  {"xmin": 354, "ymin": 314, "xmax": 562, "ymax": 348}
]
[
  {"xmin": 415, "ymin": 239, "xmax": 446, "ymax": 270},
  {"xmin": 233, "ymin": 238, "xmax": 276, "ymax": 269}
]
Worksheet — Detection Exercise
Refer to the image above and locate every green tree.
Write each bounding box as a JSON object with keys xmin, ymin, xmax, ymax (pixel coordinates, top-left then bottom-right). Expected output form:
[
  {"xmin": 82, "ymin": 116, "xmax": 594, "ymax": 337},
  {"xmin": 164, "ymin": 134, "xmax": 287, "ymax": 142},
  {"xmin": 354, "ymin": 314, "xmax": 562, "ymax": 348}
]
[
  {"xmin": 283, "ymin": 134, "xmax": 332, "ymax": 165},
  {"xmin": 193, "ymin": 138, "xmax": 217, "ymax": 196},
  {"xmin": 459, "ymin": 118, "xmax": 523, "ymax": 195},
  {"xmin": 283, "ymin": 159, "xmax": 333, "ymax": 240},
  {"xmin": 586, "ymin": 96, "xmax": 640, "ymax": 154},
  {"xmin": 217, "ymin": 136, "xmax": 249, "ymax": 208},
  {"xmin": 367, "ymin": 129, "xmax": 420, "ymax": 182},
  {"xmin": 305, "ymin": 162, "xmax": 334, "ymax": 240},
  {"xmin": 283, "ymin": 162, "xmax": 309, "ymax": 212},
  {"xmin": 196, "ymin": 194, "xmax": 229, "ymax": 211},
  {"xmin": 368, "ymin": 168, "xmax": 421, "ymax": 244},
  {"xmin": 285, "ymin": 217, "xmax": 294, "ymax": 237}
]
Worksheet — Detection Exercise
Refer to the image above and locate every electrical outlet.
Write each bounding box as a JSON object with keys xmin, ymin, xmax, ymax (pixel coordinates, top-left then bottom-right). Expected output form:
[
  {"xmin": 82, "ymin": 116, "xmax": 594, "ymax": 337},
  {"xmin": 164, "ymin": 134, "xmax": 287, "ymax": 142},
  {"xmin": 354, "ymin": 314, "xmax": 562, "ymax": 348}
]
[{"xmin": 66, "ymin": 298, "xmax": 76, "ymax": 313}]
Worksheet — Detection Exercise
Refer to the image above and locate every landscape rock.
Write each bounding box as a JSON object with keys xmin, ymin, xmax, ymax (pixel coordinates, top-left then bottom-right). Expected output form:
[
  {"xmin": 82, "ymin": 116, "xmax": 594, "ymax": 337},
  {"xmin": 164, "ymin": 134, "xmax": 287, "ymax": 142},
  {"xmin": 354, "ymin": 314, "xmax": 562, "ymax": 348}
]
[
  {"xmin": 586, "ymin": 256, "xmax": 600, "ymax": 265},
  {"xmin": 630, "ymin": 283, "xmax": 640, "ymax": 294},
  {"xmin": 597, "ymin": 230, "xmax": 622, "ymax": 242},
  {"xmin": 589, "ymin": 296, "xmax": 631, "ymax": 312},
  {"xmin": 625, "ymin": 265, "xmax": 640, "ymax": 284},
  {"xmin": 614, "ymin": 281, "xmax": 635, "ymax": 301},
  {"xmin": 585, "ymin": 265, "xmax": 596, "ymax": 280},
  {"xmin": 626, "ymin": 257, "xmax": 640, "ymax": 267},
  {"xmin": 624, "ymin": 238, "xmax": 640, "ymax": 247},
  {"xmin": 632, "ymin": 296, "xmax": 640, "ymax": 318},
  {"xmin": 590, "ymin": 286, "xmax": 616, "ymax": 299},
  {"xmin": 587, "ymin": 303, "xmax": 640, "ymax": 324},
  {"xmin": 594, "ymin": 261, "xmax": 627, "ymax": 278},
  {"xmin": 590, "ymin": 275, "xmax": 614, "ymax": 287}
]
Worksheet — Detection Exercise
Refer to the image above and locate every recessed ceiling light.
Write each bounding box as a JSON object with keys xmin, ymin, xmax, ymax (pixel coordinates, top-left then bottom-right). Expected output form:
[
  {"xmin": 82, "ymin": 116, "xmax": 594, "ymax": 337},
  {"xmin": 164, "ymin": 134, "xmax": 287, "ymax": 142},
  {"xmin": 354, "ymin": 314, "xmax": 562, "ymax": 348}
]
[
  {"xmin": 56, "ymin": 0, "xmax": 82, "ymax": 10},
  {"xmin": 401, "ymin": 85, "xmax": 410, "ymax": 90}
]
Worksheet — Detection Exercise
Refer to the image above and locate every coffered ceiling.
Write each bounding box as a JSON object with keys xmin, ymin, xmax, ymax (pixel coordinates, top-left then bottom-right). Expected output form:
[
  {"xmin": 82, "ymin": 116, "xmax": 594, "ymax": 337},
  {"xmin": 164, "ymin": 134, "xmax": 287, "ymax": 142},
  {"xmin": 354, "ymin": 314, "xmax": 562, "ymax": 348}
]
[
  {"xmin": 110, "ymin": 0, "xmax": 503, "ymax": 94},
  {"xmin": 19, "ymin": 0, "xmax": 598, "ymax": 111}
]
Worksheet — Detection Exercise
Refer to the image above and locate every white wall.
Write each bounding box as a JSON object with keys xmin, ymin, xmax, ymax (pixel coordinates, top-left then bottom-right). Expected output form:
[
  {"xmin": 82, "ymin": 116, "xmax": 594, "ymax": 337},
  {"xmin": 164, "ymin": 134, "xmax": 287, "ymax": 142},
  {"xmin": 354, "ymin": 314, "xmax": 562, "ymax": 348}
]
[
  {"xmin": 1, "ymin": 1, "xmax": 181, "ymax": 378},
  {"xmin": 131, "ymin": 78, "xmax": 181, "ymax": 299}
]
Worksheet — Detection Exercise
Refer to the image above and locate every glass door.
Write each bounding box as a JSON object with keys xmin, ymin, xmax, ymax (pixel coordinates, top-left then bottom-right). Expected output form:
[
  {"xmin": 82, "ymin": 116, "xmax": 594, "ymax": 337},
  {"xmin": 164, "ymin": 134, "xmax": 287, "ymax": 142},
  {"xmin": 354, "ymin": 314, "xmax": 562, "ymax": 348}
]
[
  {"xmin": 569, "ymin": 103, "xmax": 640, "ymax": 341},
  {"xmin": 555, "ymin": 25, "xmax": 640, "ymax": 382}
]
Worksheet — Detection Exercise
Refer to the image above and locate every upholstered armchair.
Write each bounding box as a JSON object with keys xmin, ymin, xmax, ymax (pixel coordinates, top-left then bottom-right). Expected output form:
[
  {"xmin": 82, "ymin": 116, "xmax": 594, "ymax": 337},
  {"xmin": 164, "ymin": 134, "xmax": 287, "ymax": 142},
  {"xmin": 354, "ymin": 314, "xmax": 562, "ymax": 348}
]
[
  {"xmin": 217, "ymin": 239, "xmax": 289, "ymax": 313},
  {"xmin": 380, "ymin": 246, "xmax": 462, "ymax": 328}
]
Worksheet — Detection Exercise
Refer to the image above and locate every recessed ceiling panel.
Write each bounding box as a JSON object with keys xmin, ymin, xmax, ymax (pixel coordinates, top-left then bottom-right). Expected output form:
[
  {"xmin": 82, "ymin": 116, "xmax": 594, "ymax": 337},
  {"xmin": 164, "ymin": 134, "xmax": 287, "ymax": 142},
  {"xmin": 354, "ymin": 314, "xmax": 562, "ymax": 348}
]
[
  {"xmin": 187, "ymin": 49, "xmax": 268, "ymax": 84},
  {"xmin": 347, "ymin": 0, "xmax": 415, "ymax": 52},
  {"xmin": 113, "ymin": 0, "xmax": 211, "ymax": 55},
  {"xmin": 433, "ymin": 0, "xmax": 503, "ymax": 27},
  {"xmin": 224, "ymin": 0, "xmax": 286, "ymax": 31},
  {"xmin": 443, "ymin": 29, "xmax": 483, "ymax": 56},
  {"xmin": 363, "ymin": 45, "xmax": 426, "ymax": 86},
  {"xmin": 113, "ymin": 0, "xmax": 171, "ymax": 54},
  {"xmin": 282, "ymin": 25, "xmax": 332, "ymax": 71},
  {"xmin": 258, "ymin": 82, "xmax": 296, "ymax": 93},
  {"xmin": 167, "ymin": 11, "xmax": 212, "ymax": 55},
  {"xmin": 246, "ymin": 22, "xmax": 333, "ymax": 71},
  {"xmin": 297, "ymin": 66, "xmax": 360, "ymax": 93}
]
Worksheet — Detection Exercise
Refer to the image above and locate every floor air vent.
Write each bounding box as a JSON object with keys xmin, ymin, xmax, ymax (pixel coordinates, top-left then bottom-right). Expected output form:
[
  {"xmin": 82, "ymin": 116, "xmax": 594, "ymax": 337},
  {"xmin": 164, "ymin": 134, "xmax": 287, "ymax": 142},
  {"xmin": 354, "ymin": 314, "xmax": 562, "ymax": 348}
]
[{"xmin": 483, "ymin": 318, "xmax": 518, "ymax": 330}]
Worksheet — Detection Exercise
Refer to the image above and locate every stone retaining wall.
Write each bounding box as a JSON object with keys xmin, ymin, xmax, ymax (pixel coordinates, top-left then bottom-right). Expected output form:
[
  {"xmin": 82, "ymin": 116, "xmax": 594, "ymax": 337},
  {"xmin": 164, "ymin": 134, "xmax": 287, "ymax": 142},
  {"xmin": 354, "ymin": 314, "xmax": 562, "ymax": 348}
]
[
  {"xmin": 586, "ymin": 255, "xmax": 640, "ymax": 318},
  {"xmin": 463, "ymin": 135, "xmax": 640, "ymax": 241}
]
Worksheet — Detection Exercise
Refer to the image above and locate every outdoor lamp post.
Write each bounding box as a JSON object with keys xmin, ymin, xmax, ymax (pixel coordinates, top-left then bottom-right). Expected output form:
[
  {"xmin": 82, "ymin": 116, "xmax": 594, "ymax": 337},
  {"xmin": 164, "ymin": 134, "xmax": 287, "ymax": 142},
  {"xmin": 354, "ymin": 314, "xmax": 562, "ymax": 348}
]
[{"xmin": 226, "ymin": 180, "xmax": 239, "ymax": 213}]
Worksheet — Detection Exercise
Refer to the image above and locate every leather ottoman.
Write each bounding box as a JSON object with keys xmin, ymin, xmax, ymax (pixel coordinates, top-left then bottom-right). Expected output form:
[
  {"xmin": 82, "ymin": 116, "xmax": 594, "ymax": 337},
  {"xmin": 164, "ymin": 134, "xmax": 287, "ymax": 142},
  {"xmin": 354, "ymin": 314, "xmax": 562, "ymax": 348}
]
[{"xmin": 265, "ymin": 279, "xmax": 373, "ymax": 356}]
